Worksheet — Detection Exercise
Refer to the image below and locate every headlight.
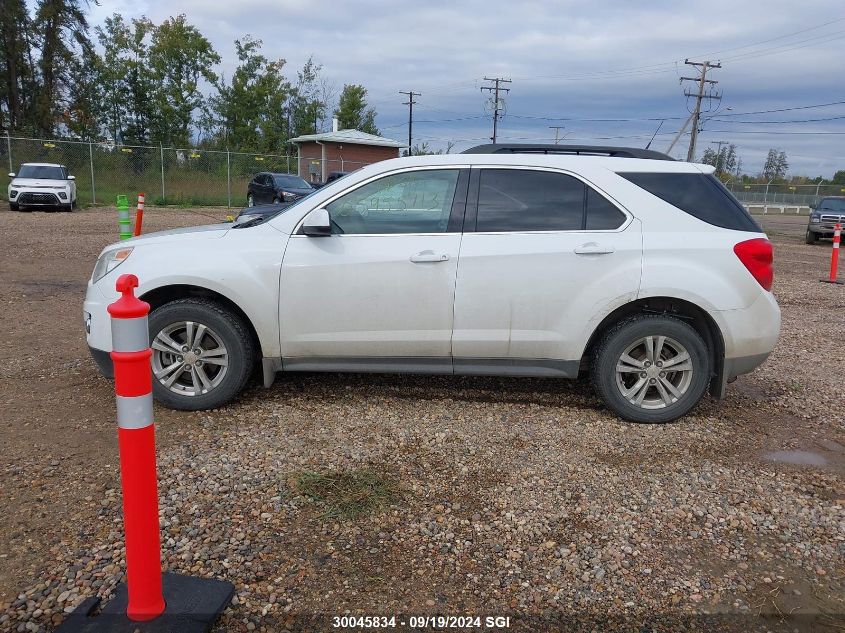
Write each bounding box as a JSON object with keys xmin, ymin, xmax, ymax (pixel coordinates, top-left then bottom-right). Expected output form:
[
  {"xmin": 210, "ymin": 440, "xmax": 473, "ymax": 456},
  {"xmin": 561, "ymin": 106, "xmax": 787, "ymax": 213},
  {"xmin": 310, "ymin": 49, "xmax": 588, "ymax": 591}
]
[
  {"xmin": 281, "ymin": 191, "xmax": 295, "ymax": 201},
  {"xmin": 92, "ymin": 247, "xmax": 133, "ymax": 282},
  {"xmin": 810, "ymin": 213, "xmax": 821, "ymax": 222}
]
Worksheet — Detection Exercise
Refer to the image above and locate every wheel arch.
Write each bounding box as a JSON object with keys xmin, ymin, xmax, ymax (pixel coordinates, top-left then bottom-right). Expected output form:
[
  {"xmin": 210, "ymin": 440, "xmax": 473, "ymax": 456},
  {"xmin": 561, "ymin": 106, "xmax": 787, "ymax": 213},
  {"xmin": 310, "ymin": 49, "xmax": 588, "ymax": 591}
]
[
  {"xmin": 140, "ymin": 284, "xmax": 263, "ymax": 360},
  {"xmin": 581, "ymin": 296, "xmax": 727, "ymax": 398}
]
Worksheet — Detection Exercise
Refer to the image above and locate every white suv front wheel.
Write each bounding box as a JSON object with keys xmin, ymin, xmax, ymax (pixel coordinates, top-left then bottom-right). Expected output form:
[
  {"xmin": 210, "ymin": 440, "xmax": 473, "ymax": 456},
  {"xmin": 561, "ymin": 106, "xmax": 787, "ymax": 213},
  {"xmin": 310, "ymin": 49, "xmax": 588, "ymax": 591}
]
[
  {"xmin": 148, "ymin": 299, "xmax": 255, "ymax": 410},
  {"xmin": 591, "ymin": 315, "xmax": 711, "ymax": 423}
]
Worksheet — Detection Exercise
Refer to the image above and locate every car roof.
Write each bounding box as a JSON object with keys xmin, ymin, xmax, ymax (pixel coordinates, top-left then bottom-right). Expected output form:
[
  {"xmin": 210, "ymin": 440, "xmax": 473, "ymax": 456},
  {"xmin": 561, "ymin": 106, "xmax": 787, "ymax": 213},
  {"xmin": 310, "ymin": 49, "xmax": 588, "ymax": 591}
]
[
  {"xmin": 20, "ymin": 162, "xmax": 64, "ymax": 168},
  {"xmin": 362, "ymin": 153, "xmax": 711, "ymax": 174}
]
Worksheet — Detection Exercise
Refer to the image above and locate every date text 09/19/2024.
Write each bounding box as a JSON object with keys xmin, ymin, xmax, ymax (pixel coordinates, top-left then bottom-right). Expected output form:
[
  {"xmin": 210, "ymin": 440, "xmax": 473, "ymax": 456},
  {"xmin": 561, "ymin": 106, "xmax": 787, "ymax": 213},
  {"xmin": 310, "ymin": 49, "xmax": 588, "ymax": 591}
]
[{"xmin": 332, "ymin": 615, "xmax": 512, "ymax": 629}]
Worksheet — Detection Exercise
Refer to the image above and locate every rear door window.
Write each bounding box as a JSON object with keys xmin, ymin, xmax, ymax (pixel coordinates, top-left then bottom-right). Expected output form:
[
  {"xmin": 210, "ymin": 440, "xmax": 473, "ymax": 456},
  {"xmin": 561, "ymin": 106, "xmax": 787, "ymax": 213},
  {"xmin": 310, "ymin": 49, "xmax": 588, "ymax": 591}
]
[
  {"xmin": 619, "ymin": 172, "xmax": 761, "ymax": 232},
  {"xmin": 474, "ymin": 169, "xmax": 626, "ymax": 232},
  {"xmin": 476, "ymin": 169, "xmax": 584, "ymax": 232}
]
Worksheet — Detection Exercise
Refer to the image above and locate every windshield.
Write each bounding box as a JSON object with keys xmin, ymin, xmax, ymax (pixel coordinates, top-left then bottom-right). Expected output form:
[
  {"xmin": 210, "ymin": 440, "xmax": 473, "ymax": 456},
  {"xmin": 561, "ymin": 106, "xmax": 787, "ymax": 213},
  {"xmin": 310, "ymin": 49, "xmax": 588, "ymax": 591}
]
[
  {"xmin": 818, "ymin": 198, "xmax": 845, "ymax": 212},
  {"xmin": 17, "ymin": 165, "xmax": 65, "ymax": 179},
  {"xmin": 273, "ymin": 175, "xmax": 311, "ymax": 189}
]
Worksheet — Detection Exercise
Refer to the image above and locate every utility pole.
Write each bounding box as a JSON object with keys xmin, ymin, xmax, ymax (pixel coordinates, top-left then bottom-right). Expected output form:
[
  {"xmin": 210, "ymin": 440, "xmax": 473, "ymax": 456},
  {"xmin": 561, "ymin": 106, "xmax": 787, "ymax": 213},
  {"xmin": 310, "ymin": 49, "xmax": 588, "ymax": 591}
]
[
  {"xmin": 710, "ymin": 139, "xmax": 728, "ymax": 173},
  {"xmin": 548, "ymin": 126, "xmax": 565, "ymax": 144},
  {"xmin": 399, "ymin": 90, "xmax": 420, "ymax": 155},
  {"xmin": 480, "ymin": 77, "xmax": 511, "ymax": 143},
  {"xmin": 680, "ymin": 59, "xmax": 721, "ymax": 162}
]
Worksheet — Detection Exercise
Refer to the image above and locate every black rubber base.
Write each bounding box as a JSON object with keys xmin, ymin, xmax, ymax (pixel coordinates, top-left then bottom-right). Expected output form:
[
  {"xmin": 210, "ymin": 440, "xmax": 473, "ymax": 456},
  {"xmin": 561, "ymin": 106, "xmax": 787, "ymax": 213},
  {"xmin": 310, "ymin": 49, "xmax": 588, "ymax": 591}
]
[
  {"xmin": 819, "ymin": 278, "xmax": 844, "ymax": 284},
  {"xmin": 56, "ymin": 573, "xmax": 234, "ymax": 632}
]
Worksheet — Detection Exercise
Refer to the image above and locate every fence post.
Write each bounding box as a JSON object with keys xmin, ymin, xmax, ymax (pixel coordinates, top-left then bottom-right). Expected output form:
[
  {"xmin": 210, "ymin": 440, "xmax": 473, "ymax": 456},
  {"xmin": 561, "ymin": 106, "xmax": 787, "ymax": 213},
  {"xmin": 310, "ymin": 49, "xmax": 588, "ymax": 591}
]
[
  {"xmin": 159, "ymin": 144, "xmax": 165, "ymax": 205},
  {"xmin": 226, "ymin": 149, "xmax": 231, "ymax": 209},
  {"xmin": 89, "ymin": 141, "xmax": 96, "ymax": 204},
  {"xmin": 5, "ymin": 132, "xmax": 11, "ymax": 174}
]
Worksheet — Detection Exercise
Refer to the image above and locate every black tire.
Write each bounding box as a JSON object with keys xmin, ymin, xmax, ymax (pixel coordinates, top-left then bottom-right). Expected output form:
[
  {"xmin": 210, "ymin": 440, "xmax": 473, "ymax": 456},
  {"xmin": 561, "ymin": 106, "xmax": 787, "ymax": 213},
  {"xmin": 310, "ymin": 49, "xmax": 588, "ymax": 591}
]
[
  {"xmin": 9, "ymin": 202, "xmax": 19, "ymax": 211},
  {"xmin": 805, "ymin": 229, "xmax": 818, "ymax": 244},
  {"xmin": 148, "ymin": 298, "xmax": 255, "ymax": 411},
  {"xmin": 591, "ymin": 315, "xmax": 711, "ymax": 424},
  {"xmin": 272, "ymin": 196, "xmax": 281, "ymax": 204}
]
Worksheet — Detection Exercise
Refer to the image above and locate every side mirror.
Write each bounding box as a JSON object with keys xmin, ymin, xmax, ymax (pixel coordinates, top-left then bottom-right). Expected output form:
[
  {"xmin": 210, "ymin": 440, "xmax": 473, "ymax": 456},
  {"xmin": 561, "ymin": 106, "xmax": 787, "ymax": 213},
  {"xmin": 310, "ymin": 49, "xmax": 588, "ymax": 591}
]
[
  {"xmin": 809, "ymin": 202, "xmax": 816, "ymax": 210},
  {"xmin": 8, "ymin": 172, "xmax": 15, "ymax": 178},
  {"xmin": 301, "ymin": 208, "xmax": 332, "ymax": 237},
  {"xmin": 68, "ymin": 175, "xmax": 76, "ymax": 181}
]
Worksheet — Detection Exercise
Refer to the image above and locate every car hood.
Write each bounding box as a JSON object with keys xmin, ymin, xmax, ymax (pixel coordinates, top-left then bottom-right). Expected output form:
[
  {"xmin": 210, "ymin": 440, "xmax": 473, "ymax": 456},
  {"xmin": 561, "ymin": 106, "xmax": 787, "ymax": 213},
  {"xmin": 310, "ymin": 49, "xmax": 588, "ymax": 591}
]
[
  {"xmin": 279, "ymin": 187, "xmax": 314, "ymax": 196},
  {"xmin": 115, "ymin": 223, "xmax": 230, "ymax": 248},
  {"xmin": 10, "ymin": 178, "xmax": 69, "ymax": 187}
]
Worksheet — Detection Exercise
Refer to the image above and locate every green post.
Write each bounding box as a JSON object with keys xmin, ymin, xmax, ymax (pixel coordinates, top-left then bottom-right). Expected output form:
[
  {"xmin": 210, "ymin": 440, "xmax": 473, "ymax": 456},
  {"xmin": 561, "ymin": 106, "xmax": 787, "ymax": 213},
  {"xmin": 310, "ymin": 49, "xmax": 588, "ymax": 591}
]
[{"xmin": 117, "ymin": 194, "xmax": 132, "ymax": 240}]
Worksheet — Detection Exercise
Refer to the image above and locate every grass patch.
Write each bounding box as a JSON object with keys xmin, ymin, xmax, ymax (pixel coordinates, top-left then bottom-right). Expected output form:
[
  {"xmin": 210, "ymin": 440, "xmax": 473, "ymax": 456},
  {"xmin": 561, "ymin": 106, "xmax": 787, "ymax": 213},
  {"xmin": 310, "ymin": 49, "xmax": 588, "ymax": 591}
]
[{"xmin": 293, "ymin": 468, "xmax": 398, "ymax": 519}]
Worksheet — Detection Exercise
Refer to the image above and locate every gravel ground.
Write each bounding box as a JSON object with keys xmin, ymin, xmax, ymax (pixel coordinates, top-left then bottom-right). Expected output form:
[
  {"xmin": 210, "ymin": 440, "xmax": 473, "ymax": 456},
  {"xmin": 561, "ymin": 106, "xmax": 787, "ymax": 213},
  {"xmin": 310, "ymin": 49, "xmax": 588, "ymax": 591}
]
[{"xmin": 0, "ymin": 206, "xmax": 843, "ymax": 632}]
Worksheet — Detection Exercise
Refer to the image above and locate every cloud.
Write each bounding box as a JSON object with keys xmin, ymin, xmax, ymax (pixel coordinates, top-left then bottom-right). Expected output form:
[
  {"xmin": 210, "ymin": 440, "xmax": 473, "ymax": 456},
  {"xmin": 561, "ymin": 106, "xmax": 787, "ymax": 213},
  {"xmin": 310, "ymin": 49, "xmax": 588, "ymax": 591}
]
[{"xmin": 89, "ymin": 0, "xmax": 845, "ymax": 175}]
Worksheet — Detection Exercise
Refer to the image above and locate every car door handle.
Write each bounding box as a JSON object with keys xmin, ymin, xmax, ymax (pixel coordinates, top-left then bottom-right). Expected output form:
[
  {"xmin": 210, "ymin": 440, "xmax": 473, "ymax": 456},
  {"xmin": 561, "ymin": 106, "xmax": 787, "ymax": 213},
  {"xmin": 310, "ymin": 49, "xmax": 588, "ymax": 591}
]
[
  {"xmin": 410, "ymin": 250, "xmax": 450, "ymax": 263},
  {"xmin": 574, "ymin": 242, "xmax": 615, "ymax": 255}
]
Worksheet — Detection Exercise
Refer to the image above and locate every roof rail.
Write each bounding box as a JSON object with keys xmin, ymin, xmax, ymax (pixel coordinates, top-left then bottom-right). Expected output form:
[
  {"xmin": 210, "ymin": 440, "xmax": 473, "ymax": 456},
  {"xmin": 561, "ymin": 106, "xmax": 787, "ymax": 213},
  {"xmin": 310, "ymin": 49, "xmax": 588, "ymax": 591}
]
[{"xmin": 461, "ymin": 144, "xmax": 674, "ymax": 161}]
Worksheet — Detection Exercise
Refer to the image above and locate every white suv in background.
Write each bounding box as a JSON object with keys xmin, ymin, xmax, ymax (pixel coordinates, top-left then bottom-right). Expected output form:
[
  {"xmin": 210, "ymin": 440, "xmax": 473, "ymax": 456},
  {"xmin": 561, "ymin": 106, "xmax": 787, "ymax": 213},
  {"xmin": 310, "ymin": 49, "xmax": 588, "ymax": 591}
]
[
  {"xmin": 8, "ymin": 162, "xmax": 77, "ymax": 211},
  {"xmin": 83, "ymin": 144, "xmax": 780, "ymax": 423}
]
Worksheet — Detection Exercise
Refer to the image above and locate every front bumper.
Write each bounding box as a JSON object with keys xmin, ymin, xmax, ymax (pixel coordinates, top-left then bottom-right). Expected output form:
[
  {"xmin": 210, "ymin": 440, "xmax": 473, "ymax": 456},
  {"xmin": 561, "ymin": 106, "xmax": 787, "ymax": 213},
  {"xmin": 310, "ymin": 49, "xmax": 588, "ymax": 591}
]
[
  {"xmin": 14, "ymin": 191, "xmax": 64, "ymax": 206},
  {"xmin": 808, "ymin": 222, "xmax": 842, "ymax": 236}
]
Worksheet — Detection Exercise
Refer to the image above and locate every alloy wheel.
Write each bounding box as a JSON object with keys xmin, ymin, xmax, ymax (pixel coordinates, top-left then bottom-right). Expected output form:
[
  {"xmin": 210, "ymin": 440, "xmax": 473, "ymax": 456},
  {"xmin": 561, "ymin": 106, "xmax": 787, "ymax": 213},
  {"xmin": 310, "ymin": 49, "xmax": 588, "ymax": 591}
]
[
  {"xmin": 614, "ymin": 335, "xmax": 694, "ymax": 409},
  {"xmin": 151, "ymin": 321, "xmax": 229, "ymax": 396}
]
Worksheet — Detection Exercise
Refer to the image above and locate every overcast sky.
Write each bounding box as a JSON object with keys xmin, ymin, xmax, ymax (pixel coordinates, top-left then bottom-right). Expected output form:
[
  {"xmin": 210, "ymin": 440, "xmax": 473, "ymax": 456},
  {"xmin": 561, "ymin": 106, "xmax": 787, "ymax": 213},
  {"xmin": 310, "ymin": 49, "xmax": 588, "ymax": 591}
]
[{"xmin": 91, "ymin": 0, "xmax": 845, "ymax": 176}]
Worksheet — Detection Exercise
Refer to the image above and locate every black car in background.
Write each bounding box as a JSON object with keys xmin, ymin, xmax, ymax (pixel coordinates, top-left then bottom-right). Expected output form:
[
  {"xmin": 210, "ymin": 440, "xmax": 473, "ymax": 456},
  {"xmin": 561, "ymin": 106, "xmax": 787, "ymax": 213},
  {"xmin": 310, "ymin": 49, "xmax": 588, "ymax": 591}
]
[
  {"xmin": 247, "ymin": 173, "xmax": 314, "ymax": 206},
  {"xmin": 311, "ymin": 171, "xmax": 350, "ymax": 189}
]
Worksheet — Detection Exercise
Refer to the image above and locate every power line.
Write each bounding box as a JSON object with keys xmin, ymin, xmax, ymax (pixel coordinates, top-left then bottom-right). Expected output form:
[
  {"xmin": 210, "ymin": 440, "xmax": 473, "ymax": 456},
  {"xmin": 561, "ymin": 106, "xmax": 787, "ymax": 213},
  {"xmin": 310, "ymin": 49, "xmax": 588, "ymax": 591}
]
[
  {"xmin": 509, "ymin": 18, "xmax": 845, "ymax": 82},
  {"xmin": 709, "ymin": 115, "xmax": 845, "ymax": 124},
  {"xmin": 680, "ymin": 59, "xmax": 721, "ymax": 161},
  {"xmin": 548, "ymin": 126, "xmax": 565, "ymax": 144},
  {"xmin": 480, "ymin": 77, "xmax": 511, "ymax": 143},
  {"xmin": 398, "ymin": 90, "xmax": 420, "ymax": 154}
]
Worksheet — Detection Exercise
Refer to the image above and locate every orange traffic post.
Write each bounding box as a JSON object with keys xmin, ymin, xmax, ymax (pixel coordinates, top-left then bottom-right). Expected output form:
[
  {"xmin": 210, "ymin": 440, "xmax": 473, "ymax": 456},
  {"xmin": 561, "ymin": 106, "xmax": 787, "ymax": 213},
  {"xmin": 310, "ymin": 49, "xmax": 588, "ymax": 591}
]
[
  {"xmin": 820, "ymin": 223, "xmax": 843, "ymax": 285},
  {"xmin": 56, "ymin": 276, "xmax": 234, "ymax": 632},
  {"xmin": 134, "ymin": 193, "xmax": 145, "ymax": 237}
]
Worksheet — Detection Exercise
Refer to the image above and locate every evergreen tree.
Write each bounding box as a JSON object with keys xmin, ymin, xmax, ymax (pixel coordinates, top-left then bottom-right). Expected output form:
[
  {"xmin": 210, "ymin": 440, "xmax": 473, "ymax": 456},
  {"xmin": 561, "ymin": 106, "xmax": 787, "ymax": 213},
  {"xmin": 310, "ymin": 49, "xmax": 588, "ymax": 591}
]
[{"xmin": 34, "ymin": 0, "xmax": 94, "ymax": 135}]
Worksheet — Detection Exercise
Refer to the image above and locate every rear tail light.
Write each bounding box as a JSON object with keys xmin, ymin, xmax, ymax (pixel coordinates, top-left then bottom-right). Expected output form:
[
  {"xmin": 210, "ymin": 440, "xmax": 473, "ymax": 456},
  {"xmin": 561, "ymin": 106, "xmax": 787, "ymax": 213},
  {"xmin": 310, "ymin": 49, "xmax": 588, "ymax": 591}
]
[{"xmin": 733, "ymin": 238, "xmax": 773, "ymax": 291}]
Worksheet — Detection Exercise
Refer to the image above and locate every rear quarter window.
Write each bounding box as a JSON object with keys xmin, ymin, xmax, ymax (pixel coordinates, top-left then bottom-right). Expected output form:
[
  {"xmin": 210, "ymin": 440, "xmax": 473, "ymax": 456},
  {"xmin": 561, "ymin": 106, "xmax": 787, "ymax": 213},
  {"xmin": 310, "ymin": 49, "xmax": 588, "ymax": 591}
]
[{"xmin": 618, "ymin": 172, "xmax": 762, "ymax": 232}]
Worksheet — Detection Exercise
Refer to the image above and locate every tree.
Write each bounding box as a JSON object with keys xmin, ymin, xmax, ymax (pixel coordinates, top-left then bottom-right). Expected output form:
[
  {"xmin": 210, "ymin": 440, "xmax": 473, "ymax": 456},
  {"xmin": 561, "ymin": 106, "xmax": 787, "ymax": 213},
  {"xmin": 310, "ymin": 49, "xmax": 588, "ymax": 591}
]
[
  {"xmin": 211, "ymin": 36, "xmax": 289, "ymax": 152},
  {"xmin": 148, "ymin": 15, "xmax": 219, "ymax": 146},
  {"xmin": 0, "ymin": 0, "xmax": 37, "ymax": 132},
  {"xmin": 34, "ymin": 0, "xmax": 95, "ymax": 136},
  {"xmin": 832, "ymin": 170, "xmax": 845, "ymax": 185},
  {"xmin": 403, "ymin": 141, "xmax": 454, "ymax": 156},
  {"xmin": 763, "ymin": 149, "xmax": 788, "ymax": 180},
  {"xmin": 334, "ymin": 84, "xmax": 379, "ymax": 135},
  {"xmin": 699, "ymin": 143, "xmax": 737, "ymax": 178},
  {"xmin": 62, "ymin": 47, "xmax": 101, "ymax": 139},
  {"xmin": 287, "ymin": 57, "xmax": 327, "ymax": 137},
  {"xmin": 95, "ymin": 15, "xmax": 157, "ymax": 144}
]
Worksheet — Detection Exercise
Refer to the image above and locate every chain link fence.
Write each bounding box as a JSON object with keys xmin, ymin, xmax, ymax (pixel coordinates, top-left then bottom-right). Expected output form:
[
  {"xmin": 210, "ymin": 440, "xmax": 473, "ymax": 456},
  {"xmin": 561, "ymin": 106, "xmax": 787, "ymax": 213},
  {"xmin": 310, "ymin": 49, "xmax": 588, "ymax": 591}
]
[
  {"xmin": 1, "ymin": 134, "xmax": 370, "ymax": 208},
  {"xmin": 5, "ymin": 134, "xmax": 841, "ymax": 210},
  {"xmin": 726, "ymin": 183, "xmax": 845, "ymax": 206}
]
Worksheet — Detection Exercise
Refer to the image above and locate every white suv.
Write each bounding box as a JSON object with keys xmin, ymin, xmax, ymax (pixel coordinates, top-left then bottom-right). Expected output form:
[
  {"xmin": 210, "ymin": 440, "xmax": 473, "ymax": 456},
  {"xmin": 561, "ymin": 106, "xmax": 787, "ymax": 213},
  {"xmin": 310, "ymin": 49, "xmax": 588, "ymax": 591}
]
[
  {"xmin": 83, "ymin": 145, "xmax": 780, "ymax": 423},
  {"xmin": 8, "ymin": 162, "xmax": 77, "ymax": 211}
]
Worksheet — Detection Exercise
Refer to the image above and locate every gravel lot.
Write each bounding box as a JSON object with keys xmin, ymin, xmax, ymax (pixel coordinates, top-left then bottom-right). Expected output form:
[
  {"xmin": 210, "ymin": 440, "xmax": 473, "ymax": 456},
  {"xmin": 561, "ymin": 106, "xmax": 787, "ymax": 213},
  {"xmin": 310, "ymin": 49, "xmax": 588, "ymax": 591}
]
[{"xmin": 0, "ymin": 205, "xmax": 843, "ymax": 632}]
